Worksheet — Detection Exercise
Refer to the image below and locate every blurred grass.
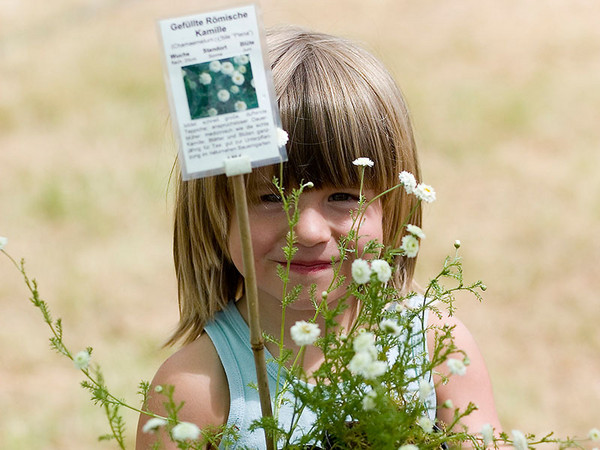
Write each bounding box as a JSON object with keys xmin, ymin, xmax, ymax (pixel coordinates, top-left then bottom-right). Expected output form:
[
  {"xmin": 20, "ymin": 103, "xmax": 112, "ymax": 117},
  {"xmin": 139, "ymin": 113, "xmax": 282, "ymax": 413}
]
[{"xmin": 1, "ymin": 0, "xmax": 599, "ymax": 448}]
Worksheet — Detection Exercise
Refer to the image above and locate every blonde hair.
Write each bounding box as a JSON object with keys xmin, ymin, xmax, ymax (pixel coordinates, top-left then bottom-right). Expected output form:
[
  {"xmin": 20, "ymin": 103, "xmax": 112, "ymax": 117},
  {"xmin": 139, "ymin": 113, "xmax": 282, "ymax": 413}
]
[{"xmin": 168, "ymin": 27, "xmax": 422, "ymax": 346}]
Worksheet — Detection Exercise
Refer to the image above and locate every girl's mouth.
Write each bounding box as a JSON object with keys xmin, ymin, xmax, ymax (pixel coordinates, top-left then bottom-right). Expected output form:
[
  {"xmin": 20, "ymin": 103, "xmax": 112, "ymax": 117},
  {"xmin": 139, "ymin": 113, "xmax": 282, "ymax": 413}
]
[{"xmin": 279, "ymin": 261, "xmax": 334, "ymax": 275}]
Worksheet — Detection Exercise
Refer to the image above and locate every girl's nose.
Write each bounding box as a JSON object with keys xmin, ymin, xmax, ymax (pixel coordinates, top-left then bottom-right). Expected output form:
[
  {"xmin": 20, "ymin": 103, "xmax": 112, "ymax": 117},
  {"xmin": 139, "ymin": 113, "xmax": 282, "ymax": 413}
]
[{"xmin": 294, "ymin": 206, "xmax": 332, "ymax": 247}]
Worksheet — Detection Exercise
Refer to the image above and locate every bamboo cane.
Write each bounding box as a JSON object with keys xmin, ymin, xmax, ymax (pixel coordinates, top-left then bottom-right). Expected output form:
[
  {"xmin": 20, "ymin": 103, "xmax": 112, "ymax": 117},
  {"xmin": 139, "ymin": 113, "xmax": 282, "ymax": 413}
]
[{"xmin": 231, "ymin": 173, "xmax": 275, "ymax": 450}]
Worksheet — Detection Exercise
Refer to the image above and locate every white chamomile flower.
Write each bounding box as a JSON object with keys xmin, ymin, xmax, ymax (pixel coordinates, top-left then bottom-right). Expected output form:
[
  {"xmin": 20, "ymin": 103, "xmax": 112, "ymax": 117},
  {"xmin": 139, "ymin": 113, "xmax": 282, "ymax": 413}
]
[
  {"xmin": 171, "ymin": 422, "xmax": 201, "ymax": 441},
  {"xmin": 234, "ymin": 54, "xmax": 249, "ymax": 65},
  {"xmin": 154, "ymin": 385, "xmax": 164, "ymax": 393},
  {"xmin": 442, "ymin": 399, "xmax": 454, "ymax": 410},
  {"xmin": 250, "ymin": 78, "xmax": 255, "ymax": 88},
  {"xmin": 209, "ymin": 60, "xmax": 221, "ymax": 72},
  {"xmin": 352, "ymin": 157, "xmax": 374, "ymax": 167},
  {"xmin": 418, "ymin": 378, "xmax": 433, "ymax": 401},
  {"xmin": 290, "ymin": 321, "xmax": 320, "ymax": 346},
  {"xmin": 207, "ymin": 108, "xmax": 218, "ymax": 117},
  {"xmin": 73, "ymin": 350, "xmax": 91, "ymax": 370},
  {"xmin": 231, "ymin": 71, "xmax": 245, "ymax": 85},
  {"xmin": 414, "ymin": 183, "xmax": 436, "ymax": 203},
  {"xmin": 221, "ymin": 61, "xmax": 234, "ymax": 75},
  {"xmin": 351, "ymin": 259, "xmax": 371, "ymax": 284},
  {"xmin": 379, "ymin": 318, "xmax": 401, "ymax": 336},
  {"xmin": 406, "ymin": 224, "xmax": 426, "ymax": 239},
  {"xmin": 447, "ymin": 358, "xmax": 467, "ymax": 376},
  {"xmin": 230, "ymin": 85, "xmax": 240, "ymax": 94},
  {"xmin": 234, "ymin": 101, "xmax": 247, "ymax": 112},
  {"xmin": 0, "ymin": 236, "xmax": 7, "ymax": 250},
  {"xmin": 361, "ymin": 389, "xmax": 377, "ymax": 411},
  {"xmin": 199, "ymin": 72, "xmax": 212, "ymax": 85},
  {"xmin": 511, "ymin": 429, "xmax": 528, "ymax": 450},
  {"xmin": 401, "ymin": 234, "xmax": 420, "ymax": 258},
  {"xmin": 589, "ymin": 428, "xmax": 600, "ymax": 441},
  {"xmin": 143, "ymin": 417, "xmax": 168, "ymax": 434},
  {"xmin": 481, "ymin": 423, "xmax": 494, "ymax": 447},
  {"xmin": 417, "ymin": 416, "xmax": 434, "ymax": 434},
  {"xmin": 348, "ymin": 351, "xmax": 372, "ymax": 375},
  {"xmin": 217, "ymin": 89, "xmax": 230, "ymax": 102},
  {"xmin": 371, "ymin": 259, "xmax": 392, "ymax": 283},
  {"xmin": 363, "ymin": 359, "xmax": 387, "ymax": 379},
  {"xmin": 352, "ymin": 331, "xmax": 376, "ymax": 354},
  {"xmin": 277, "ymin": 127, "xmax": 289, "ymax": 147},
  {"xmin": 398, "ymin": 171, "xmax": 417, "ymax": 194}
]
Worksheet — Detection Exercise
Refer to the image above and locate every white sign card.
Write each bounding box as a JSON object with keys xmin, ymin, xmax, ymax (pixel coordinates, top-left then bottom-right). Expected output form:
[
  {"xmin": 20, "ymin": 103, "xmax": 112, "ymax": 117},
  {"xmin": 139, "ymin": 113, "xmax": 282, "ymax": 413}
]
[{"xmin": 157, "ymin": 4, "xmax": 287, "ymax": 180}]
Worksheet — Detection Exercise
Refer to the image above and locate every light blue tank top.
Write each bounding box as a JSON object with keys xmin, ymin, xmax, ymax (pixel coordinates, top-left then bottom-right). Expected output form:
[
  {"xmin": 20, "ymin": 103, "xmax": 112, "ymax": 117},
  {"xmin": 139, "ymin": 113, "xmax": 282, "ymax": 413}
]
[{"xmin": 204, "ymin": 299, "xmax": 436, "ymax": 449}]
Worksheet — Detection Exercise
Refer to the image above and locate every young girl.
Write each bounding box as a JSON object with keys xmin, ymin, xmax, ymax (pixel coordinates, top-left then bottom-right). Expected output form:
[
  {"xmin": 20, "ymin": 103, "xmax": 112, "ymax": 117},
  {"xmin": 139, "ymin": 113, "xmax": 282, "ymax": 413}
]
[{"xmin": 136, "ymin": 26, "xmax": 501, "ymax": 449}]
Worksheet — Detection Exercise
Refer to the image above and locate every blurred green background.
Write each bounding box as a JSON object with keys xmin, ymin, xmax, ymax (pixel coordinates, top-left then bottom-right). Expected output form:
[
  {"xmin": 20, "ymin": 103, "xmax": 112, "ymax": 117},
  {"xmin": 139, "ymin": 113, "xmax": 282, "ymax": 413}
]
[{"xmin": 1, "ymin": 0, "xmax": 599, "ymax": 448}]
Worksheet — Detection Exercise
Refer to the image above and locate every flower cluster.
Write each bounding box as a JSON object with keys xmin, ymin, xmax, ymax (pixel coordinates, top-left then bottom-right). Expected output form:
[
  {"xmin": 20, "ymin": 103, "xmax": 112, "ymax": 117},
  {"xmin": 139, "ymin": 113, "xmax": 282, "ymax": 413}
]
[
  {"xmin": 348, "ymin": 331, "xmax": 388, "ymax": 379},
  {"xmin": 182, "ymin": 54, "xmax": 258, "ymax": 119},
  {"xmin": 351, "ymin": 258, "xmax": 392, "ymax": 284}
]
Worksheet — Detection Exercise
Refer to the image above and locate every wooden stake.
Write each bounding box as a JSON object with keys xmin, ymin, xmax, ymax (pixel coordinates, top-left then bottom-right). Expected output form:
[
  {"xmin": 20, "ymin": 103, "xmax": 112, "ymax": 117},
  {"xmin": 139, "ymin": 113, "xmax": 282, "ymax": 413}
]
[{"xmin": 231, "ymin": 174, "xmax": 275, "ymax": 450}]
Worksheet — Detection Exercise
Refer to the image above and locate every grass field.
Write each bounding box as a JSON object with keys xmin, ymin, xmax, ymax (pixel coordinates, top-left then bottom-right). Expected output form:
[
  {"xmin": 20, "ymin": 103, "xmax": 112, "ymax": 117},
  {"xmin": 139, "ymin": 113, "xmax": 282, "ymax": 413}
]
[{"xmin": 1, "ymin": 0, "xmax": 599, "ymax": 448}]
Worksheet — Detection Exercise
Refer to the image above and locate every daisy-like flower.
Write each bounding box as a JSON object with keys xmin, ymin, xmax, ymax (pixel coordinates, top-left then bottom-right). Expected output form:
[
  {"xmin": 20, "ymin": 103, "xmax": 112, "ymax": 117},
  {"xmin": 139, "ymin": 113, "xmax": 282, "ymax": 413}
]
[
  {"xmin": 221, "ymin": 61, "xmax": 234, "ymax": 75},
  {"xmin": 277, "ymin": 128, "xmax": 289, "ymax": 147},
  {"xmin": 234, "ymin": 101, "xmax": 247, "ymax": 112},
  {"xmin": 406, "ymin": 224, "xmax": 426, "ymax": 239},
  {"xmin": 447, "ymin": 358, "xmax": 467, "ymax": 376},
  {"xmin": 199, "ymin": 72, "xmax": 212, "ymax": 85},
  {"xmin": 217, "ymin": 89, "xmax": 230, "ymax": 102},
  {"xmin": 352, "ymin": 157, "xmax": 374, "ymax": 167},
  {"xmin": 207, "ymin": 108, "xmax": 218, "ymax": 117},
  {"xmin": 209, "ymin": 60, "xmax": 221, "ymax": 72},
  {"xmin": 398, "ymin": 171, "xmax": 417, "ymax": 194},
  {"xmin": 454, "ymin": 239, "xmax": 461, "ymax": 249},
  {"xmin": 417, "ymin": 416, "xmax": 434, "ymax": 434},
  {"xmin": 250, "ymin": 78, "xmax": 255, "ymax": 88},
  {"xmin": 418, "ymin": 379, "xmax": 433, "ymax": 402},
  {"xmin": 234, "ymin": 55, "xmax": 249, "ymax": 65},
  {"xmin": 371, "ymin": 259, "xmax": 392, "ymax": 283},
  {"xmin": 231, "ymin": 71, "xmax": 245, "ymax": 86},
  {"xmin": 237, "ymin": 65, "xmax": 247, "ymax": 73},
  {"xmin": 589, "ymin": 428, "xmax": 600, "ymax": 441},
  {"xmin": 379, "ymin": 318, "xmax": 401, "ymax": 337},
  {"xmin": 230, "ymin": 85, "xmax": 240, "ymax": 94},
  {"xmin": 172, "ymin": 422, "xmax": 201, "ymax": 441},
  {"xmin": 348, "ymin": 352, "xmax": 372, "ymax": 375},
  {"xmin": 363, "ymin": 359, "xmax": 388, "ymax": 379},
  {"xmin": 414, "ymin": 183, "xmax": 436, "ymax": 203},
  {"xmin": 511, "ymin": 429, "xmax": 528, "ymax": 450},
  {"xmin": 290, "ymin": 321, "xmax": 320, "ymax": 346},
  {"xmin": 351, "ymin": 259, "xmax": 371, "ymax": 284},
  {"xmin": 401, "ymin": 234, "xmax": 420, "ymax": 258},
  {"xmin": 361, "ymin": 389, "xmax": 377, "ymax": 411},
  {"xmin": 481, "ymin": 423, "xmax": 494, "ymax": 448},
  {"xmin": 0, "ymin": 236, "xmax": 7, "ymax": 250},
  {"xmin": 142, "ymin": 417, "xmax": 168, "ymax": 434},
  {"xmin": 73, "ymin": 350, "xmax": 90, "ymax": 370},
  {"xmin": 352, "ymin": 331, "xmax": 376, "ymax": 354}
]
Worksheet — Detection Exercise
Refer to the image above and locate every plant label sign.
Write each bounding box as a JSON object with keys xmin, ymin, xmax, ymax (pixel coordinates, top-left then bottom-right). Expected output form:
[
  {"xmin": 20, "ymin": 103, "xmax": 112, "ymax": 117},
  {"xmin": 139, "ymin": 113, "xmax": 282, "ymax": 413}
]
[{"xmin": 157, "ymin": 4, "xmax": 286, "ymax": 180}]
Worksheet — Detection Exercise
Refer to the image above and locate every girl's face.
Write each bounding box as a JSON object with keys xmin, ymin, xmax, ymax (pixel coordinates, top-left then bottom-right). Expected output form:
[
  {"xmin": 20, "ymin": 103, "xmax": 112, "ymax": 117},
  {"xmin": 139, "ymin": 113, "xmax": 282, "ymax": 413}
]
[{"xmin": 228, "ymin": 181, "xmax": 384, "ymax": 312}]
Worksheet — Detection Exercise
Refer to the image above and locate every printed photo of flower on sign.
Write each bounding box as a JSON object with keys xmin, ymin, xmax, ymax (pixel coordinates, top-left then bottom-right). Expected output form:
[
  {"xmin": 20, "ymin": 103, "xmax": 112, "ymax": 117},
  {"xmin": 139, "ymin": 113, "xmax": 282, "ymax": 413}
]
[{"xmin": 182, "ymin": 54, "xmax": 258, "ymax": 119}]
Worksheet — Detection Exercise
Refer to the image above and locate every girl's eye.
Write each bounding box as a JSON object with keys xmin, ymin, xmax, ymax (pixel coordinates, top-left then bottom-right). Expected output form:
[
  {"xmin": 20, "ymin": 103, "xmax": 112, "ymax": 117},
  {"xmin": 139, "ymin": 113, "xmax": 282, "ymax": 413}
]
[
  {"xmin": 328, "ymin": 192, "xmax": 359, "ymax": 202},
  {"xmin": 259, "ymin": 193, "xmax": 282, "ymax": 203}
]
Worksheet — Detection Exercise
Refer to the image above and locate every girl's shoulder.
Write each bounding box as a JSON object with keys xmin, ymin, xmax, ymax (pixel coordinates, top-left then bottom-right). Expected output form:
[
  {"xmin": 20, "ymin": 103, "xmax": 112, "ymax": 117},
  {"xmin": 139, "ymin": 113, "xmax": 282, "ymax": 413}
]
[{"xmin": 136, "ymin": 333, "xmax": 229, "ymax": 447}]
